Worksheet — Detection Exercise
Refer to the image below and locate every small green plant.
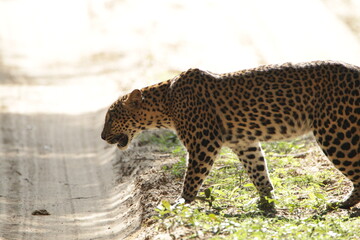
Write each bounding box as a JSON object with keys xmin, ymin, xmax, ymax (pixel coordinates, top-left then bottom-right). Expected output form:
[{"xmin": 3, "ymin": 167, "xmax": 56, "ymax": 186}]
[{"xmin": 195, "ymin": 187, "xmax": 216, "ymax": 207}]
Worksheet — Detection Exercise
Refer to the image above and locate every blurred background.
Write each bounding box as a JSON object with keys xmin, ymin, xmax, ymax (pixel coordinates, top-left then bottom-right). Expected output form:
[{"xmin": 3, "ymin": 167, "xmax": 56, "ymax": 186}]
[{"xmin": 1, "ymin": 0, "xmax": 360, "ymax": 114}]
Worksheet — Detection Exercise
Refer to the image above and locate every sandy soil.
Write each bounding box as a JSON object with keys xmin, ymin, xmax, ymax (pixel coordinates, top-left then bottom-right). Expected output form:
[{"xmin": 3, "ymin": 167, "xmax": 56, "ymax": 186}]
[
  {"xmin": 0, "ymin": 112, "xmax": 131, "ymax": 239},
  {"xmin": 1, "ymin": 0, "xmax": 360, "ymax": 239}
]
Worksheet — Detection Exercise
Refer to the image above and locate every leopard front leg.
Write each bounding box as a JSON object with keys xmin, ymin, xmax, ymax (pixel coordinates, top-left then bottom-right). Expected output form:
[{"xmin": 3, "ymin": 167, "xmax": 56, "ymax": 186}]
[
  {"xmin": 179, "ymin": 132, "xmax": 223, "ymax": 203},
  {"xmin": 231, "ymin": 142, "xmax": 275, "ymax": 210}
]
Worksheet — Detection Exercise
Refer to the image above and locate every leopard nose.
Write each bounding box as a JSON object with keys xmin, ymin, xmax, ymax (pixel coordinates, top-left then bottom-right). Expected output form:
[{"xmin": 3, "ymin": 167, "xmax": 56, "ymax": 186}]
[{"xmin": 101, "ymin": 130, "xmax": 106, "ymax": 140}]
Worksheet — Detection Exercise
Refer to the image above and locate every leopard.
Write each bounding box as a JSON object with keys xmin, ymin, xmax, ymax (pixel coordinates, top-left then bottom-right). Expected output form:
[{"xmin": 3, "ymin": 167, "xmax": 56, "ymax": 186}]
[{"xmin": 101, "ymin": 61, "xmax": 360, "ymax": 210}]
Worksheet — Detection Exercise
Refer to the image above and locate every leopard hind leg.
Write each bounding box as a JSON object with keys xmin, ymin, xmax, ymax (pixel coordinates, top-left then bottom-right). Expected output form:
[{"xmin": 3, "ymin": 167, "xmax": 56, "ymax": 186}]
[{"xmin": 314, "ymin": 121, "xmax": 360, "ymax": 209}]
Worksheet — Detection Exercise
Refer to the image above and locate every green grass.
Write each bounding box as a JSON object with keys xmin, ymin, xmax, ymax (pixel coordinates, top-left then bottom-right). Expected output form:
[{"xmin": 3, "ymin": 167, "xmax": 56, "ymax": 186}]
[
  {"xmin": 155, "ymin": 201, "xmax": 359, "ymax": 239},
  {"xmin": 138, "ymin": 132, "xmax": 360, "ymax": 239}
]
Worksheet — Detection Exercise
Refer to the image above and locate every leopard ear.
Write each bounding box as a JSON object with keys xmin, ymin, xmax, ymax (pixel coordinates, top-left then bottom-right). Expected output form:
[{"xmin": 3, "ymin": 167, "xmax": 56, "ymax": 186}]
[{"xmin": 125, "ymin": 89, "xmax": 143, "ymax": 108}]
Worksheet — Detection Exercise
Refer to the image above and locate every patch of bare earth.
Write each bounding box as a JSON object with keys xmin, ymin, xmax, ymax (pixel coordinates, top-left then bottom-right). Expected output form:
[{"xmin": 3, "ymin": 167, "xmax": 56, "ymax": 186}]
[{"xmin": 111, "ymin": 138, "xmax": 183, "ymax": 239}]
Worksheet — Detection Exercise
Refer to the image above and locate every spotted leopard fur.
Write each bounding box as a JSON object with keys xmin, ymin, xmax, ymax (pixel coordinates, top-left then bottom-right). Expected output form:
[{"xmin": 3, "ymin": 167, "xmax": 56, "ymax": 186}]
[{"xmin": 102, "ymin": 61, "xmax": 360, "ymax": 209}]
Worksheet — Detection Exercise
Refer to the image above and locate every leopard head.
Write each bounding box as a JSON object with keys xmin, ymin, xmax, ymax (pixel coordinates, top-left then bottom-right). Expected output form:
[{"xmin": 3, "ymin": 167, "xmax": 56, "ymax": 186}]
[{"xmin": 101, "ymin": 89, "xmax": 144, "ymax": 150}]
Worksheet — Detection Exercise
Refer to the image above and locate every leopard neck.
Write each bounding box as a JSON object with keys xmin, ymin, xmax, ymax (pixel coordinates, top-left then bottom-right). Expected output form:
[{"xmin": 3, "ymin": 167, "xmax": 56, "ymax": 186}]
[{"xmin": 140, "ymin": 80, "xmax": 175, "ymax": 130}]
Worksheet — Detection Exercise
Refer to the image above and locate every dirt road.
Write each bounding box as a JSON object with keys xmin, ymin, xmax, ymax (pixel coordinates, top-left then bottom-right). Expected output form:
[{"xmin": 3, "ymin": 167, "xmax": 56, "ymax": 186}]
[
  {"xmin": 1, "ymin": 0, "xmax": 360, "ymax": 239},
  {"xmin": 0, "ymin": 106, "xmax": 143, "ymax": 239}
]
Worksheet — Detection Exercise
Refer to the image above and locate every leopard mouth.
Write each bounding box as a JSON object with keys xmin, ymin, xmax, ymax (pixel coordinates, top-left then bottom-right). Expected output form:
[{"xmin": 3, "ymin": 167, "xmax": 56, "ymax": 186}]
[{"xmin": 116, "ymin": 134, "xmax": 129, "ymax": 149}]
